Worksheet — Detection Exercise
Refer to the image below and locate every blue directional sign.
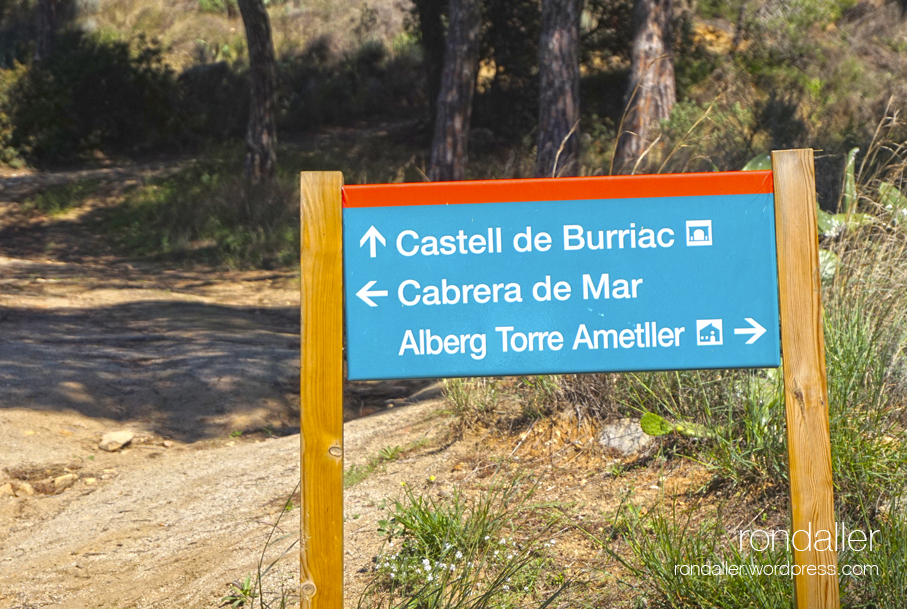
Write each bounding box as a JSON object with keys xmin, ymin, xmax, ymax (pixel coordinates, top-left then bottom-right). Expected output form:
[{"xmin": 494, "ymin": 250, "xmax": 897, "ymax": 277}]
[{"xmin": 342, "ymin": 172, "xmax": 780, "ymax": 380}]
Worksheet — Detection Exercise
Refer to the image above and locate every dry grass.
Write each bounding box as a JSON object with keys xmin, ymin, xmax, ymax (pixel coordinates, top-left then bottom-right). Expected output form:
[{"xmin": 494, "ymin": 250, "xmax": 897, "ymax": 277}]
[{"xmin": 82, "ymin": 0, "xmax": 410, "ymax": 70}]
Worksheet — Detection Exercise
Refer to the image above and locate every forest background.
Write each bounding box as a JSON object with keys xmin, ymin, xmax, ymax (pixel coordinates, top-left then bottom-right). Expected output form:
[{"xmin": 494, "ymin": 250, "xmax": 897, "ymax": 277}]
[{"xmin": 5, "ymin": 1, "xmax": 907, "ymax": 268}]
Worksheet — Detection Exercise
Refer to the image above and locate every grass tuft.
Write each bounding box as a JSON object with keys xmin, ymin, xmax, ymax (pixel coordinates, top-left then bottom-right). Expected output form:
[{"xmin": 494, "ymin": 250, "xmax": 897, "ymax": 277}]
[{"xmin": 359, "ymin": 475, "xmax": 567, "ymax": 609}]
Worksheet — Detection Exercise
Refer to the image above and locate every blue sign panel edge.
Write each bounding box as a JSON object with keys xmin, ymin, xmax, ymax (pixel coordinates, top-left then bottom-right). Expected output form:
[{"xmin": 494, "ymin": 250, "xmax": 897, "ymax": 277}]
[{"xmin": 343, "ymin": 191, "xmax": 781, "ymax": 381}]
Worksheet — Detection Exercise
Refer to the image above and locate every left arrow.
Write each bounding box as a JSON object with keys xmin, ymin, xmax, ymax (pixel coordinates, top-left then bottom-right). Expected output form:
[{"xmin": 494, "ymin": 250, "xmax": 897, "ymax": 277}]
[
  {"xmin": 359, "ymin": 226, "xmax": 386, "ymax": 258},
  {"xmin": 356, "ymin": 280, "xmax": 388, "ymax": 307}
]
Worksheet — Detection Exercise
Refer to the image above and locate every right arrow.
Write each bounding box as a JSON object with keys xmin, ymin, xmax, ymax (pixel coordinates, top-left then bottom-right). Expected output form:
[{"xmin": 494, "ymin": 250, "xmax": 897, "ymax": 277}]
[
  {"xmin": 734, "ymin": 318, "xmax": 767, "ymax": 344},
  {"xmin": 356, "ymin": 280, "xmax": 388, "ymax": 307}
]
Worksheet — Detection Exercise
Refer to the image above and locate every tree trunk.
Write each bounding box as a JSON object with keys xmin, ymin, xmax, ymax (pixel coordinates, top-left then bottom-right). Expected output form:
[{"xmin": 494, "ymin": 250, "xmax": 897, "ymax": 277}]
[
  {"xmin": 411, "ymin": 0, "xmax": 446, "ymax": 124},
  {"xmin": 612, "ymin": 0, "xmax": 675, "ymax": 174},
  {"xmin": 35, "ymin": 0, "xmax": 57, "ymax": 61},
  {"xmin": 428, "ymin": 0, "xmax": 481, "ymax": 182},
  {"xmin": 535, "ymin": 0, "xmax": 582, "ymax": 178},
  {"xmin": 237, "ymin": 0, "xmax": 278, "ymax": 184}
]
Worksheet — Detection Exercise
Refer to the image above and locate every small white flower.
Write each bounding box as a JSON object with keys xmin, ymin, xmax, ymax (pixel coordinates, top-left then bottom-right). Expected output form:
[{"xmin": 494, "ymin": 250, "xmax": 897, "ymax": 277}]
[
  {"xmin": 455, "ymin": 551, "xmax": 463, "ymax": 560},
  {"xmin": 427, "ymin": 574, "xmax": 434, "ymax": 582},
  {"xmin": 507, "ymin": 554, "xmax": 513, "ymax": 559},
  {"xmin": 499, "ymin": 538, "xmax": 506, "ymax": 545},
  {"xmin": 484, "ymin": 535, "xmax": 490, "ymax": 541}
]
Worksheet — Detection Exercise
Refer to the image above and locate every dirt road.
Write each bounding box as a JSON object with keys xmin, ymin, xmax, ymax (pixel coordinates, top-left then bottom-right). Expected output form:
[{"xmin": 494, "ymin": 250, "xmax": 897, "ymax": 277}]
[{"xmin": 0, "ymin": 166, "xmax": 451, "ymax": 608}]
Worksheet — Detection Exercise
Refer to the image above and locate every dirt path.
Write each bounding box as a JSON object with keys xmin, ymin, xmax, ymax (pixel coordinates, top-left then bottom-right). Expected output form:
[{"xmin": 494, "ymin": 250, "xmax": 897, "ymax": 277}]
[{"xmin": 0, "ymin": 166, "xmax": 452, "ymax": 608}]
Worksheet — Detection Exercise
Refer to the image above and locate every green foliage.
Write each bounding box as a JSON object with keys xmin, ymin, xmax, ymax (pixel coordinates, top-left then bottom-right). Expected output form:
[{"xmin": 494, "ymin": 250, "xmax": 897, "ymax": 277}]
[
  {"xmin": 345, "ymin": 445, "xmax": 408, "ymax": 489},
  {"xmin": 198, "ymin": 0, "xmax": 237, "ymax": 15},
  {"xmin": 7, "ymin": 31, "xmax": 181, "ymax": 164},
  {"xmin": 516, "ymin": 376, "xmax": 561, "ymax": 420},
  {"xmin": 222, "ymin": 574, "xmax": 258, "ymax": 608},
  {"xmin": 222, "ymin": 483, "xmax": 299, "ymax": 609},
  {"xmin": 751, "ymin": 0, "xmax": 859, "ymax": 49},
  {"xmin": 100, "ymin": 151, "xmax": 298, "ymax": 268},
  {"xmin": 472, "ymin": 0, "xmax": 542, "ymax": 140},
  {"xmin": 604, "ymin": 501, "xmax": 793, "ymax": 608},
  {"xmin": 818, "ymin": 248, "xmax": 840, "ymax": 283},
  {"xmin": 741, "ymin": 152, "xmax": 771, "ymax": 171},
  {"xmin": 0, "ymin": 61, "xmax": 26, "ymax": 167},
  {"xmin": 361, "ymin": 478, "xmax": 565, "ymax": 609},
  {"xmin": 443, "ymin": 378, "xmax": 502, "ymax": 431},
  {"xmin": 652, "ymin": 100, "xmax": 758, "ymax": 173},
  {"xmin": 602, "ymin": 497, "xmax": 907, "ymax": 608},
  {"xmin": 277, "ymin": 38, "xmax": 425, "ymax": 132},
  {"xmin": 178, "ymin": 61, "xmax": 249, "ymax": 141},
  {"xmin": 23, "ymin": 179, "xmax": 101, "ymax": 215},
  {"xmin": 879, "ymin": 182, "xmax": 907, "ymax": 224},
  {"xmin": 842, "ymin": 146, "xmax": 860, "ymax": 214},
  {"xmin": 640, "ymin": 412, "xmax": 674, "ymax": 437}
]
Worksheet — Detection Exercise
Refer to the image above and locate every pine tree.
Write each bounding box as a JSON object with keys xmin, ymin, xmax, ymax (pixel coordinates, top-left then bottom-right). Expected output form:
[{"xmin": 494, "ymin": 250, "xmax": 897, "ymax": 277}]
[
  {"xmin": 237, "ymin": 0, "xmax": 278, "ymax": 183},
  {"xmin": 612, "ymin": 0, "xmax": 675, "ymax": 174},
  {"xmin": 428, "ymin": 0, "xmax": 482, "ymax": 182},
  {"xmin": 536, "ymin": 0, "xmax": 582, "ymax": 178}
]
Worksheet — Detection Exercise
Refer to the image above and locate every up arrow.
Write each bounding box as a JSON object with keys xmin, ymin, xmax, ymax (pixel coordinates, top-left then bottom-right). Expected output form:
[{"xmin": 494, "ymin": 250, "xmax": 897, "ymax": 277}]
[
  {"xmin": 359, "ymin": 226, "xmax": 386, "ymax": 258},
  {"xmin": 356, "ymin": 280, "xmax": 388, "ymax": 307},
  {"xmin": 734, "ymin": 318, "xmax": 767, "ymax": 344}
]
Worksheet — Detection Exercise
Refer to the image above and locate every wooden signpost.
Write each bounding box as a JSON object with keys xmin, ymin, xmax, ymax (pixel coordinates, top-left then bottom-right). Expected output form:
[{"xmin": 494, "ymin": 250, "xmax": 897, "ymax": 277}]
[
  {"xmin": 300, "ymin": 149, "xmax": 838, "ymax": 609},
  {"xmin": 772, "ymin": 150, "xmax": 839, "ymax": 608}
]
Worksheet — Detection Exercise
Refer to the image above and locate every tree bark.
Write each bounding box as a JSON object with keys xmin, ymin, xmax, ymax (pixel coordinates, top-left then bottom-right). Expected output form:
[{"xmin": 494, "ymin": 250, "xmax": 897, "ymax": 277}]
[
  {"xmin": 536, "ymin": 0, "xmax": 582, "ymax": 178},
  {"xmin": 428, "ymin": 0, "xmax": 481, "ymax": 182},
  {"xmin": 612, "ymin": 0, "xmax": 675, "ymax": 174},
  {"xmin": 411, "ymin": 0, "xmax": 446, "ymax": 124},
  {"xmin": 237, "ymin": 0, "xmax": 278, "ymax": 184},
  {"xmin": 35, "ymin": 0, "xmax": 58, "ymax": 61}
]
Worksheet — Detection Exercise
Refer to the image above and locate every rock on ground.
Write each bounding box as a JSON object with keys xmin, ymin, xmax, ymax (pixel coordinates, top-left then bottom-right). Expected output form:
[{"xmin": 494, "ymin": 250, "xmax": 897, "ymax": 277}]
[{"xmin": 99, "ymin": 430, "xmax": 135, "ymax": 452}]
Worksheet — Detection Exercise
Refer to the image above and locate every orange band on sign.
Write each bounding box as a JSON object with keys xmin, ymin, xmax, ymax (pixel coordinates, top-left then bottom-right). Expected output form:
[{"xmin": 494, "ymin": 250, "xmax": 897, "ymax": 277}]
[{"xmin": 342, "ymin": 171, "xmax": 773, "ymax": 208}]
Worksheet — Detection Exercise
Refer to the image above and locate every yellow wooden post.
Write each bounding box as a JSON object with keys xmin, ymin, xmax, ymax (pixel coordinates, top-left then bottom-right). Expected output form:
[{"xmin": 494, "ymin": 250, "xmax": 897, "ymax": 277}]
[
  {"xmin": 772, "ymin": 150, "xmax": 840, "ymax": 609},
  {"xmin": 300, "ymin": 172, "xmax": 345, "ymax": 609}
]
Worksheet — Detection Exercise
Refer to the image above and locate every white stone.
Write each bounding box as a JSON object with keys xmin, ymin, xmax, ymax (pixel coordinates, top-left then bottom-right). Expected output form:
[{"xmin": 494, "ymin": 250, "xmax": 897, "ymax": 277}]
[
  {"xmin": 15, "ymin": 482, "xmax": 35, "ymax": 496},
  {"xmin": 99, "ymin": 430, "xmax": 135, "ymax": 452},
  {"xmin": 597, "ymin": 418, "xmax": 654, "ymax": 456},
  {"xmin": 54, "ymin": 473, "xmax": 78, "ymax": 492}
]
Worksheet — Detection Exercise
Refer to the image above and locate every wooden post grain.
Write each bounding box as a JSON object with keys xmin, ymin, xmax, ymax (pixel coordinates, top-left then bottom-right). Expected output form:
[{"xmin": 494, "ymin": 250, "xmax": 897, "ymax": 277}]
[
  {"xmin": 300, "ymin": 172, "xmax": 344, "ymax": 609},
  {"xmin": 772, "ymin": 150, "xmax": 840, "ymax": 609}
]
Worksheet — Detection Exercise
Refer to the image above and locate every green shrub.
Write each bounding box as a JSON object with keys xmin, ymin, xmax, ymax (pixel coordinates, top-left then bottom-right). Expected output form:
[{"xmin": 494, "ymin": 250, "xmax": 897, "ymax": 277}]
[
  {"xmin": 23, "ymin": 178, "xmax": 101, "ymax": 215},
  {"xmin": 197, "ymin": 0, "xmax": 238, "ymax": 14},
  {"xmin": 100, "ymin": 151, "xmax": 298, "ymax": 268},
  {"xmin": 360, "ymin": 477, "xmax": 564, "ymax": 609},
  {"xmin": 0, "ymin": 62, "xmax": 26, "ymax": 167},
  {"xmin": 178, "ymin": 61, "xmax": 249, "ymax": 141},
  {"xmin": 277, "ymin": 39, "xmax": 425, "ymax": 132},
  {"xmin": 8, "ymin": 31, "xmax": 182, "ymax": 164}
]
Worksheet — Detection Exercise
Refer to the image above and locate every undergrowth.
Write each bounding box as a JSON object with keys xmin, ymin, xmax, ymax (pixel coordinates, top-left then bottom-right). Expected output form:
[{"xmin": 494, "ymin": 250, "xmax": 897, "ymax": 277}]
[
  {"xmin": 358, "ymin": 476, "xmax": 568, "ymax": 609},
  {"xmin": 24, "ymin": 179, "xmax": 102, "ymax": 215}
]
